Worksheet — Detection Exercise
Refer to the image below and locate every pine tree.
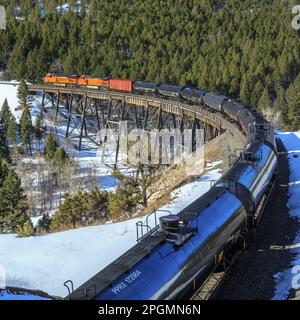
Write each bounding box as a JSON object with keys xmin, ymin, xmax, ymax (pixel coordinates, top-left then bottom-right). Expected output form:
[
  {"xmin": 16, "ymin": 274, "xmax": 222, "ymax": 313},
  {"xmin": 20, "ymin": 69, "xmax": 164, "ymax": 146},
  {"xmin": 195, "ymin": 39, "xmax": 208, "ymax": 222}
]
[
  {"xmin": 239, "ymin": 77, "xmax": 252, "ymax": 105},
  {"xmin": 0, "ymin": 132, "xmax": 9, "ymax": 161},
  {"xmin": 19, "ymin": 105, "xmax": 33, "ymax": 155},
  {"xmin": 54, "ymin": 147, "xmax": 69, "ymax": 166},
  {"xmin": 0, "ymin": 168, "xmax": 29, "ymax": 233},
  {"xmin": 45, "ymin": 132, "xmax": 58, "ymax": 160},
  {"xmin": 286, "ymin": 74, "xmax": 300, "ymax": 129},
  {"xmin": 0, "ymin": 98, "xmax": 12, "ymax": 131},
  {"xmin": 0, "ymin": 160, "xmax": 9, "ymax": 188},
  {"xmin": 258, "ymin": 87, "xmax": 272, "ymax": 110},
  {"xmin": 85, "ymin": 187, "xmax": 108, "ymax": 221},
  {"xmin": 7, "ymin": 115, "xmax": 17, "ymax": 144},
  {"xmin": 108, "ymin": 189, "xmax": 131, "ymax": 219},
  {"xmin": 18, "ymin": 219, "xmax": 35, "ymax": 237},
  {"xmin": 17, "ymin": 79, "xmax": 29, "ymax": 108},
  {"xmin": 274, "ymin": 87, "xmax": 288, "ymax": 125},
  {"xmin": 34, "ymin": 110, "xmax": 45, "ymax": 150},
  {"xmin": 36, "ymin": 213, "xmax": 52, "ymax": 233}
]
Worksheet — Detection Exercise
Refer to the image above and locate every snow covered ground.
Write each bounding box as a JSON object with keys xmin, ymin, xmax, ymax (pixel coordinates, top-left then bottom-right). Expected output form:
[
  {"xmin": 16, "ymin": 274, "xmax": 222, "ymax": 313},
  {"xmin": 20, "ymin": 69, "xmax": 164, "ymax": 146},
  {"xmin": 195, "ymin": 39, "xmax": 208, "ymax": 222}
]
[
  {"xmin": 0, "ymin": 81, "xmax": 225, "ymax": 299},
  {"xmin": 0, "ymin": 82, "xmax": 130, "ymax": 221},
  {"xmin": 0, "ymin": 168, "xmax": 221, "ymax": 298},
  {"xmin": 272, "ymin": 131, "xmax": 300, "ymax": 299},
  {"xmin": 0, "ymin": 81, "xmax": 22, "ymax": 120},
  {"xmin": 0, "ymin": 289, "xmax": 50, "ymax": 300}
]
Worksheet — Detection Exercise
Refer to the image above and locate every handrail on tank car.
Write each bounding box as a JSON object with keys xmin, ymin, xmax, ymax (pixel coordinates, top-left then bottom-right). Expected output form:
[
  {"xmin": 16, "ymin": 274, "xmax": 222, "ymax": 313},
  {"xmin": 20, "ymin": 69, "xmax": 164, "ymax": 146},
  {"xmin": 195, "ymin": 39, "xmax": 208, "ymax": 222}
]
[{"xmin": 136, "ymin": 209, "xmax": 173, "ymax": 241}]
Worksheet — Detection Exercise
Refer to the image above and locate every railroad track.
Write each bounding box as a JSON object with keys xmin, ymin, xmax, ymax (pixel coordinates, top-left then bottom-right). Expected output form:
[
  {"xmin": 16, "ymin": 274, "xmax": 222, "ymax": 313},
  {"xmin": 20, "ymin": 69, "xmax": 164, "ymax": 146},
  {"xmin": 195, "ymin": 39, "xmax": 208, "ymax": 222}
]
[
  {"xmin": 191, "ymin": 175, "xmax": 277, "ymax": 300},
  {"xmin": 191, "ymin": 253, "xmax": 242, "ymax": 300}
]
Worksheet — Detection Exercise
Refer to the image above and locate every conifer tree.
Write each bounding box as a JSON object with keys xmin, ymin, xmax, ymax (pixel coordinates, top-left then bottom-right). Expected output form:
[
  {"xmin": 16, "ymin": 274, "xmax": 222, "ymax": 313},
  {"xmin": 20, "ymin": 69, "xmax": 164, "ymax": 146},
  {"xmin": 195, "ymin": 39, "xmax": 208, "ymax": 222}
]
[
  {"xmin": 18, "ymin": 219, "xmax": 35, "ymax": 237},
  {"xmin": 20, "ymin": 105, "xmax": 33, "ymax": 155},
  {"xmin": 0, "ymin": 98, "xmax": 12, "ymax": 131},
  {"xmin": 0, "ymin": 167, "xmax": 29, "ymax": 233},
  {"xmin": 286, "ymin": 74, "xmax": 300, "ymax": 129},
  {"xmin": 0, "ymin": 160, "xmax": 9, "ymax": 188},
  {"xmin": 34, "ymin": 110, "xmax": 45, "ymax": 150},
  {"xmin": 54, "ymin": 147, "xmax": 69, "ymax": 167},
  {"xmin": 258, "ymin": 87, "xmax": 272, "ymax": 111},
  {"xmin": 17, "ymin": 79, "xmax": 29, "ymax": 108},
  {"xmin": 7, "ymin": 115, "xmax": 17, "ymax": 144},
  {"xmin": 0, "ymin": 132, "xmax": 9, "ymax": 161},
  {"xmin": 44, "ymin": 132, "xmax": 58, "ymax": 160},
  {"xmin": 274, "ymin": 87, "xmax": 288, "ymax": 125},
  {"xmin": 36, "ymin": 213, "xmax": 52, "ymax": 233}
]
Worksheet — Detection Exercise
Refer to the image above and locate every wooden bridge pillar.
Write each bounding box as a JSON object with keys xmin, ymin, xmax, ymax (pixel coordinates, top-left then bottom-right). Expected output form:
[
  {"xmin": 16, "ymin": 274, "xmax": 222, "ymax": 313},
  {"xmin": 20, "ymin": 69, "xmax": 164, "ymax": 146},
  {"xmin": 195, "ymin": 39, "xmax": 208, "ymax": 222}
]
[{"xmin": 78, "ymin": 95, "xmax": 88, "ymax": 151}]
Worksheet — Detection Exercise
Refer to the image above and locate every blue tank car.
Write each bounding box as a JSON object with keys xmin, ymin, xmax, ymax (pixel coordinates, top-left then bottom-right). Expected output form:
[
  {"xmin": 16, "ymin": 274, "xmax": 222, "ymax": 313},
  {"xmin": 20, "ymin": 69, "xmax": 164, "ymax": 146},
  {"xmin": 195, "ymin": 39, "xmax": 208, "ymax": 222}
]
[
  {"xmin": 67, "ymin": 188, "xmax": 247, "ymax": 300},
  {"xmin": 218, "ymin": 142, "xmax": 277, "ymax": 215}
]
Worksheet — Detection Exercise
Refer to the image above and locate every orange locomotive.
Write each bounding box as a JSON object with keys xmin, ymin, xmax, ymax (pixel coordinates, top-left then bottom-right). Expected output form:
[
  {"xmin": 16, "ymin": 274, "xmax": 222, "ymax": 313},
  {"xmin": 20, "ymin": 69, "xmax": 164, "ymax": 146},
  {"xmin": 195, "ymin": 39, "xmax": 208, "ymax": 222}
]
[
  {"xmin": 44, "ymin": 74, "xmax": 133, "ymax": 92},
  {"xmin": 44, "ymin": 74, "xmax": 80, "ymax": 86},
  {"xmin": 78, "ymin": 76, "xmax": 109, "ymax": 88}
]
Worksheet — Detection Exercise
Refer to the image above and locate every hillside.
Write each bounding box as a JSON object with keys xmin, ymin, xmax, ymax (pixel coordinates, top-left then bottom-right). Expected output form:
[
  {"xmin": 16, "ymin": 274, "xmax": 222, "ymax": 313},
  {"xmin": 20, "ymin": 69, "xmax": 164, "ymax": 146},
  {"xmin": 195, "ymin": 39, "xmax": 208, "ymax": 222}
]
[{"xmin": 0, "ymin": 0, "xmax": 299, "ymax": 128}]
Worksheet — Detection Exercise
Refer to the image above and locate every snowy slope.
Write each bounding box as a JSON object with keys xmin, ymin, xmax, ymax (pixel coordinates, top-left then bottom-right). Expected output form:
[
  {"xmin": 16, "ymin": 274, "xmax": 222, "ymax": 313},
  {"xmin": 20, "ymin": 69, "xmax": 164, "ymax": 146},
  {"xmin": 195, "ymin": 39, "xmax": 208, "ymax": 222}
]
[
  {"xmin": 0, "ymin": 168, "xmax": 221, "ymax": 298},
  {"xmin": 0, "ymin": 288, "xmax": 50, "ymax": 300},
  {"xmin": 0, "ymin": 81, "xmax": 222, "ymax": 299},
  {"xmin": 273, "ymin": 131, "xmax": 300, "ymax": 299}
]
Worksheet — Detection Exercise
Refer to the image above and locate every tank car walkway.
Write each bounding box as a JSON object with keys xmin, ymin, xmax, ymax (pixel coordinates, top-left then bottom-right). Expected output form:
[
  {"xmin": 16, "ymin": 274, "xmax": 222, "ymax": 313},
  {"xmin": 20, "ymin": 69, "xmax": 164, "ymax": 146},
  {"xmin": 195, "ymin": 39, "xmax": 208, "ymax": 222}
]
[
  {"xmin": 212, "ymin": 138, "xmax": 299, "ymax": 300},
  {"xmin": 66, "ymin": 234, "xmax": 165, "ymax": 300}
]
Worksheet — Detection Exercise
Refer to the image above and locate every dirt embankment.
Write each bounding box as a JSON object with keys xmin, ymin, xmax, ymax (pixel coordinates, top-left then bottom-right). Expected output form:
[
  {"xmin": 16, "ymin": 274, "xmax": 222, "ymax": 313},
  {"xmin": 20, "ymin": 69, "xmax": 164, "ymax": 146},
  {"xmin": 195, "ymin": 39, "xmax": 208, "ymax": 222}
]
[{"xmin": 145, "ymin": 121, "xmax": 246, "ymax": 214}]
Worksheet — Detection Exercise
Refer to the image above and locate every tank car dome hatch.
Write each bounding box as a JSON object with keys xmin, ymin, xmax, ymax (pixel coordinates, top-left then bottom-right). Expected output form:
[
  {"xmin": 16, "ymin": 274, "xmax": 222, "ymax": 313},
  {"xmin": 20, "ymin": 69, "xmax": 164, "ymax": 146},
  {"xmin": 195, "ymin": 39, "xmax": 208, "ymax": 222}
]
[
  {"xmin": 159, "ymin": 215, "xmax": 180, "ymax": 230},
  {"xmin": 159, "ymin": 214, "xmax": 198, "ymax": 247}
]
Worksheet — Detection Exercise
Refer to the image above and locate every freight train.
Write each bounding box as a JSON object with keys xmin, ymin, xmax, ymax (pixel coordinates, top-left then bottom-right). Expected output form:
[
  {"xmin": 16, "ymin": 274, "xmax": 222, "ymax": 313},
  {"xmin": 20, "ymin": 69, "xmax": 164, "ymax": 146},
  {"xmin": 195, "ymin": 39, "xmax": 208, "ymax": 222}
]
[{"xmin": 43, "ymin": 74, "xmax": 277, "ymax": 300}]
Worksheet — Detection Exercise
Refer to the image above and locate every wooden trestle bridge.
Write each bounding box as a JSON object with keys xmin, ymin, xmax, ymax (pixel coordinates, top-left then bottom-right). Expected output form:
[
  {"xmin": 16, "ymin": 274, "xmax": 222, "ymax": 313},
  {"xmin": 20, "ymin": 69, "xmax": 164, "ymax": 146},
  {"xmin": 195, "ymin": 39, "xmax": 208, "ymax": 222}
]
[{"xmin": 28, "ymin": 84, "xmax": 226, "ymax": 167}]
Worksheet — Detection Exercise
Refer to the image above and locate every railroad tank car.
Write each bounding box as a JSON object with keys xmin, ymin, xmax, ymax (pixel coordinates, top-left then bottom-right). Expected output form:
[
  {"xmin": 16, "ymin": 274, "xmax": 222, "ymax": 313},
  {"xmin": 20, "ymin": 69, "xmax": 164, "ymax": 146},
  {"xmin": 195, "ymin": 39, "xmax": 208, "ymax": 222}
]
[
  {"xmin": 217, "ymin": 141, "xmax": 277, "ymax": 215},
  {"xmin": 109, "ymin": 79, "xmax": 134, "ymax": 92},
  {"xmin": 247, "ymin": 111, "xmax": 277, "ymax": 152},
  {"xmin": 180, "ymin": 87, "xmax": 206, "ymax": 104},
  {"xmin": 133, "ymin": 81, "xmax": 159, "ymax": 94},
  {"xmin": 202, "ymin": 92, "xmax": 227, "ymax": 111},
  {"xmin": 90, "ymin": 188, "xmax": 247, "ymax": 300},
  {"xmin": 221, "ymin": 99, "xmax": 246, "ymax": 123},
  {"xmin": 157, "ymin": 84, "xmax": 183, "ymax": 98},
  {"xmin": 237, "ymin": 107, "xmax": 257, "ymax": 134}
]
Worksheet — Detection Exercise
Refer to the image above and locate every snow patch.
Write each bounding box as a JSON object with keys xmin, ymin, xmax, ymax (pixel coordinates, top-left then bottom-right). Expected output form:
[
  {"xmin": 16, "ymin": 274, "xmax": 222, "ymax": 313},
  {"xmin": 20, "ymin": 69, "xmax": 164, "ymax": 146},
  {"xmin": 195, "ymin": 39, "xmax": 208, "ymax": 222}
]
[
  {"xmin": 0, "ymin": 168, "xmax": 221, "ymax": 298},
  {"xmin": 273, "ymin": 131, "xmax": 300, "ymax": 299}
]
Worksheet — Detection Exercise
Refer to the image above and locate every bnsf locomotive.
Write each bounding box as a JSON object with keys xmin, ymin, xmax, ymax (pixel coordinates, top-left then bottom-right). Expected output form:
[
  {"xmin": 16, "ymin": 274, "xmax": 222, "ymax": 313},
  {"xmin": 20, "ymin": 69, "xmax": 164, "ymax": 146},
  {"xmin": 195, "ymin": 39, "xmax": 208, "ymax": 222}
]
[{"xmin": 43, "ymin": 74, "xmax": 277, "ymax": 300}]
